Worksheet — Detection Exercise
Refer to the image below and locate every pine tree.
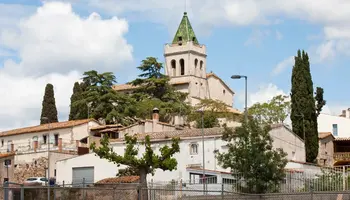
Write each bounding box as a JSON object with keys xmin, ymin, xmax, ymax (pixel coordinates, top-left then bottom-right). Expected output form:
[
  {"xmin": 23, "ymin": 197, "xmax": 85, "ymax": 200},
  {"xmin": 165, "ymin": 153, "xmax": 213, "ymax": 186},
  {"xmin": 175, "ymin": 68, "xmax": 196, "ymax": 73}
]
[
  {"xmin": 69, "ymin": 82, "xmax": 83, "ymax": 120},
  {"xmin": 40, "ymin": 83, "xmax": 58, "ymax": 124},
  {"xmin": 291, "ymin": 50, "xmax": 318, "ymax": 163}
]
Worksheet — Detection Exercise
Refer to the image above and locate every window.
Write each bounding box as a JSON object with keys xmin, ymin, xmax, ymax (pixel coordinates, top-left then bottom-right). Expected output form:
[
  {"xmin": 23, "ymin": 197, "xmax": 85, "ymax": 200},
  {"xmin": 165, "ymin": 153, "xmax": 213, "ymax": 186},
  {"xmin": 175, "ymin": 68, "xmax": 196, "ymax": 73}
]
[
  {"xmin": 171, "ymin": 60, "xmax": 176, "ymax": 76},
  {"xmin": 43, "ymin": 135, "xmax": 47, "ymax": 144},
  {"xmin": 180, "ymin": 59, "xmax": 185, "ymax": 75},
  {"xmin": 194, "ymin": 59, "xmax": 198, "ymax": 68},
  {"xmin": 200, "ymin": 61, "xmax": 203, "ymax": 70},
  {"xmin": 190, "ymin": 143, "xmax": 198, "ymax": 155},
  {"xmin": 332, "ymin": 124, "xmax": 338, "ymax": 136},
  {"xmin": 54, "ymin": 134, "xmax": 59, "ymax": 146},
  {"xmin": 1, "ymin": 139, "xmax": 3, "ymax": 147},
  {"xmin": 223, "ymin": 89, "xmax": 226, "ymax": 94},
  {"xmin": 4, "ymin": 159, "xmax": 11, "ymax": 167}
]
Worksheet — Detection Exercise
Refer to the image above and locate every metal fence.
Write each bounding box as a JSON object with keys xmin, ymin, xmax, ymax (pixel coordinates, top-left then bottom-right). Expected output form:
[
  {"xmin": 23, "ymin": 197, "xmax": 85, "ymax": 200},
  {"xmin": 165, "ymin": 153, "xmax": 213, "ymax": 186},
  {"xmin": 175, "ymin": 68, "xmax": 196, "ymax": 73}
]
[{"xmin": 2, "ymin": 185, "xmax": 350, "ymax": 200}]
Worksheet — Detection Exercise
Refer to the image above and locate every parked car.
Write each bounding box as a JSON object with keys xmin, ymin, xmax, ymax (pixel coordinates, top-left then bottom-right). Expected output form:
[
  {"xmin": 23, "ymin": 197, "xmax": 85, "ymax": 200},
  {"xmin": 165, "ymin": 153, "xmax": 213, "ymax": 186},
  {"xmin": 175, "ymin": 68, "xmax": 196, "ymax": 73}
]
[{"xmin": 24, "ymin": 177, "xmax": 48, "ymax": 186}]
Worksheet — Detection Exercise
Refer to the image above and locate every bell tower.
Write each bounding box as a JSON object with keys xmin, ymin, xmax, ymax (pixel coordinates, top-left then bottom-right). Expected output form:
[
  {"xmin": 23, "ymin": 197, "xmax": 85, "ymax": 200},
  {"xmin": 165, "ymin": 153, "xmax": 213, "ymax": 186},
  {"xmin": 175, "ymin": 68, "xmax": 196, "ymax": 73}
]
[{"xmin": 164, "ymin": 12, "xmax": 209, "ymax": 105}]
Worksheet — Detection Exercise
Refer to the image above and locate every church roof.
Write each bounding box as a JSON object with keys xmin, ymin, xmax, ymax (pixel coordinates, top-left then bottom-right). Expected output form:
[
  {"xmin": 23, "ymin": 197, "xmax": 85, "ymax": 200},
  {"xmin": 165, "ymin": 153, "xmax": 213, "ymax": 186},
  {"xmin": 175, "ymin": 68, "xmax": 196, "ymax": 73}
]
[{"xmin": 172, "ymin": 12, "xmax": 199, "ymax": 45}]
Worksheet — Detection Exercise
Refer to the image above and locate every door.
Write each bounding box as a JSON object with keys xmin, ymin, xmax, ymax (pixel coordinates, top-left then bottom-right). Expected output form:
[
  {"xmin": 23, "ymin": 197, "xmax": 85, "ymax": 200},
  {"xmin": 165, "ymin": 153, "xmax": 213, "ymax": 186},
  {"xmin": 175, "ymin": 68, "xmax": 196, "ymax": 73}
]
[{"xmin": 72, "ymin": 167, "xmax": 94, "ymax": 186}]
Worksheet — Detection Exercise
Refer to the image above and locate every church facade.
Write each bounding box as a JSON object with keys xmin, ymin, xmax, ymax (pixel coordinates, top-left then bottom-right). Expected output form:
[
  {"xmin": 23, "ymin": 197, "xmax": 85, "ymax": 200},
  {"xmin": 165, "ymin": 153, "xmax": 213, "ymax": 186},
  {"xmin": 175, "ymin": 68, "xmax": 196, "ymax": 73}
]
[{"xmin": 113, "ymin": 12, "xmax": 237, "ymax": 111}]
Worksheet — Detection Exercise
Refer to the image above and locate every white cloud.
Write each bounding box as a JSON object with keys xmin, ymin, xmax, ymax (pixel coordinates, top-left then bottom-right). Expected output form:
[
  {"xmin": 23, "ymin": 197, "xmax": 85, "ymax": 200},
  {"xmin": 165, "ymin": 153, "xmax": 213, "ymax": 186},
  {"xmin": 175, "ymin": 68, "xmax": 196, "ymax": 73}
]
[
  {"xmin": 271, "ymin": 56, "xmax": 294, "ymax": 76},
  {"xmin": 276, "ymin": 30, "xmax": 283, "ymax": 40},
  {"xmin": 244, "ymin": 29, "xmax": 270, "ymax": 46},
  {"xmin": 0, "ymin": 1, "xmax": 133, "ymax": 76},
  {"xmin": 0, "ymin": 2, "xmax": 133, "ymax": 131},
  {"xmin": 85, "ymin": 0, "xmax": 350, "ymax": 57},
  {"xmin": 249, "ymin": 83, "xmax": 287, "ymax": 106}
]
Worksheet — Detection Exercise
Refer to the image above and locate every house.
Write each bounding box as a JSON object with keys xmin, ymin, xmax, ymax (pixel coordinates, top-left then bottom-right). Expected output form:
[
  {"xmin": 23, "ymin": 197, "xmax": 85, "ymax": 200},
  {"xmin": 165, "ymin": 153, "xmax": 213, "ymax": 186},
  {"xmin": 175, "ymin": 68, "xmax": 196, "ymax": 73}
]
[
  {"xmin": 318, "ymin": 110, "xmax": 350, "ymax": 137},
  {"xmin": 317, "ymin": 132, "xmax": 334, "ymax": 167},
  {"xmin": 55, "ymin": 123, "xmax": 306, "ymax": 185},
  {"xmin": 112, "ymin": 12, "xmax": 237, "ymax": 111},
  {"xmin": 0, "ymin": 119, "xmax": 100, "ymax": 183}
]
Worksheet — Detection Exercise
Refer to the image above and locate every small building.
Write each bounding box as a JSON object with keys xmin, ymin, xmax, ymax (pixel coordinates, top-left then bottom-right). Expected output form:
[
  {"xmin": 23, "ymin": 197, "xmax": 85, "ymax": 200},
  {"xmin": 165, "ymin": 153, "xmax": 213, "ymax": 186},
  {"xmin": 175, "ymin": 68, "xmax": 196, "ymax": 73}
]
[{"xmin": 0, "ymin": 119, "xmax": 100, "ymax": 183}]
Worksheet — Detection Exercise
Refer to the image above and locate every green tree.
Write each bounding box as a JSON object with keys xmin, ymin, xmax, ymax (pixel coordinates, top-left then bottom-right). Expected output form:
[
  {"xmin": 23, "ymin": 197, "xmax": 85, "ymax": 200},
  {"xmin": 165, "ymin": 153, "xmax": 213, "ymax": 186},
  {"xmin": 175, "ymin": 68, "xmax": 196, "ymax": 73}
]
[
  {"xmin": 290, "ymin": 50, "xmax": 319, "ymax": 163},
  {"xmin": 128, "ymin": 57, "xmax": 192, "ymax": 122},
  {"xmin": 73, "ymin": 70, "xmax": 135, "ymax": 125},
  {"xmin": 69, "ymin": 82, "xmax": 84, "ymax": 120},
  {"xmin": 248, "ymin": 95, "xmax": 290, "ymax": 125},
  {"xmin": 315, "ymin": 87, "xmax": 326, "ymax": 117},
  {"xmin": 91, "ymin": 134, "xmax": 180, "ymax": 200},
  {"xmin": 216, "ymin": 120, "xmax": 288, "ymax": 194},
  {"xmin": 40, "ymin": 83, "xmax": 58, "ymax": 124}
]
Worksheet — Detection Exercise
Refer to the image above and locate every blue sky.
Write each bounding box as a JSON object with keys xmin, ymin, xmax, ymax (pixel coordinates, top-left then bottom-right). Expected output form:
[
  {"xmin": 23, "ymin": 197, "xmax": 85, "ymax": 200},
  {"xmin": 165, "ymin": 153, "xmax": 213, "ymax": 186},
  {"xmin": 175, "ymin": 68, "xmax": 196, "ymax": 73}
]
[{"xmin": 0, "ymin": 0, "xmax": 349, "ymax": 130}]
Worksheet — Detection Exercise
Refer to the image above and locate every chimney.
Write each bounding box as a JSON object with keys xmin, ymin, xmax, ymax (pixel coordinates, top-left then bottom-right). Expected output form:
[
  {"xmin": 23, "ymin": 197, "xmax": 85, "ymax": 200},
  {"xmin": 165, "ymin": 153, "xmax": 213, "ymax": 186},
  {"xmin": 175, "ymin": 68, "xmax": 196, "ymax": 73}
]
[
  {"xmin": 347, "ymin": 108, "xmax": 350, "ymax": 118},
  {"xmin": 341, "ymin": 110, "xmax": 346, "ymax": 117},
  {"xmin": 10, "ymin": 143, "xmax": 14, "ymax": 153},
  {"xmin": 58, "ymin": 138, "xmax": 62, "ymax": 152},
  {"xmin": 33, "ymin": 141, "xmax": 38, "ymax": 152},
  {"xmin": 152, "ymin": 108, "xmax": 159, "ymax": 123}
]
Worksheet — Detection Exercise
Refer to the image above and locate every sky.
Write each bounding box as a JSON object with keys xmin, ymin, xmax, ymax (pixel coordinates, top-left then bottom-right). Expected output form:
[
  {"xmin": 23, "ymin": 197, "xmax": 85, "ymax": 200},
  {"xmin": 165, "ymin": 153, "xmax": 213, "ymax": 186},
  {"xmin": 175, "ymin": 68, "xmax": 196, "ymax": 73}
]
[{"xmin": 0, "ymin": 0, "xmax": 349, "ymax": 131}]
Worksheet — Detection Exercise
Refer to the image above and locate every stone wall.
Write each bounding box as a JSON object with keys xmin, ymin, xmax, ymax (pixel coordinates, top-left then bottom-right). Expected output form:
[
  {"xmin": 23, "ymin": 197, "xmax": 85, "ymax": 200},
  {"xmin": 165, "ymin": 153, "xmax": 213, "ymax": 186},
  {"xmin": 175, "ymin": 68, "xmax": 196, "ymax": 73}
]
[{"xmin": 14, "ymin": 157, "xmax": 47, "ymax": 183}]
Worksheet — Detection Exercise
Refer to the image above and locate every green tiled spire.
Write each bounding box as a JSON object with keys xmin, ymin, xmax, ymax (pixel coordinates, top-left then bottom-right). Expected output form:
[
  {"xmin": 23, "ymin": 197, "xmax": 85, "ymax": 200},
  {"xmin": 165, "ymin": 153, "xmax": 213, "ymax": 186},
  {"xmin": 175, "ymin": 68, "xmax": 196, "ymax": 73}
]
[{"xmin": 172, "ymin": 12, "xmax": 199, "ymax": 45}]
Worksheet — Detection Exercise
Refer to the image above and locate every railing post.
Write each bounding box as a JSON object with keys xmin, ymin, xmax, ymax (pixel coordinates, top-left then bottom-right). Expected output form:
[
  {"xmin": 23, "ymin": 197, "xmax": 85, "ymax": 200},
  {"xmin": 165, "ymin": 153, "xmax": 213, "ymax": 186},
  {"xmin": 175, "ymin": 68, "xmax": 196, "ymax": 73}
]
[
  {"xmin": 82, "ymin": 178, "xmax": 86, "ymax": 200},
  {"xmin": 221, "ymin": 182, "xmax": 224, "ymax": 200},
  {"xmin": 20, "ymin": 184, "xmax": 24, "ymax": 200},
  {"xmin": 4, "ymin": 181, "xmax": 8, "ymax": 200},
  {"xmin": 343, "ymin": 166, "xmax": 346, "ymax": 191}
]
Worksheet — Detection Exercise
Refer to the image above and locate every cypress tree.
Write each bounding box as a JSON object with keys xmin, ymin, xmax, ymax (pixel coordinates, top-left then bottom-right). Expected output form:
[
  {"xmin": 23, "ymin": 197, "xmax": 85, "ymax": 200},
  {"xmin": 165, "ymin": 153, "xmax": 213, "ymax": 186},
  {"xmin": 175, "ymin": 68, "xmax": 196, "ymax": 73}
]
[
  {"xmin": 291, "ymin": 50, "xmax": 318, "ymax": 163},
  {"xmin": 40, "ymin": 83, "xmax": 58, "ymax": 124},
  {"xmin": 69, "ymin": 82, "xmax": 83, "ymax": 120}
]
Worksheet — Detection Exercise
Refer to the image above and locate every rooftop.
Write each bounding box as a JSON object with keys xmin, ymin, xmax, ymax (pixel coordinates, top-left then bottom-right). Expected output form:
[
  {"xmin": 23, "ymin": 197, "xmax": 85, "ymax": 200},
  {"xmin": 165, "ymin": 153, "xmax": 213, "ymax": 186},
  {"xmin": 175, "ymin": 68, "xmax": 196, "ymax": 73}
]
[
  {"xmin": 95, "ymin": 176, "xmax": 140, "ymax": 184},
  {"xmin": 112, "ymin": 127, "xmax": 225, "ymax": 142},
  {"xmin": 172, "ymin": 12, "xmax": 199, "ymax": 45},
  {"xmin": 0, "ymin": 119, "xmax": 96, "ymax": 137}
]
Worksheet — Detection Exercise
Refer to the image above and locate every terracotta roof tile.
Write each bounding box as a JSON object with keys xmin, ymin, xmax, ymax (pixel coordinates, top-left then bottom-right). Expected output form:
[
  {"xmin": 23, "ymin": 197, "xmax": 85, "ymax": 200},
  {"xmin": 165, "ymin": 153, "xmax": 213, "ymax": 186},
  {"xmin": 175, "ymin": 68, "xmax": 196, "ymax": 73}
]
[
  {"xmin": 0, "ymin": 119, "xmax": 96, "ymax": 137},
  {"xmin": 319, "ymin": 132, "xmax": 334, "ymax": 139},
  {"xmin": 334, "ymin": 137, "xmax": 350, "ymax": 141},
  {"xmin": 0, "ymin": 153, "xmax": 15, "ymax": 158},
  {"xmin": 111, "ymin": 127, "xmax": 226, "ymax": 142},
  {"xmin": 90, "ymin": 124, "xmax": 124, "ymax": 131},
  {"xmin": 95, "ymin": 176, "xmax": 140, "ymax": 184},
  {"xmin": 112, "ymin": 84, "xmax": 139, "ymax": 91}
]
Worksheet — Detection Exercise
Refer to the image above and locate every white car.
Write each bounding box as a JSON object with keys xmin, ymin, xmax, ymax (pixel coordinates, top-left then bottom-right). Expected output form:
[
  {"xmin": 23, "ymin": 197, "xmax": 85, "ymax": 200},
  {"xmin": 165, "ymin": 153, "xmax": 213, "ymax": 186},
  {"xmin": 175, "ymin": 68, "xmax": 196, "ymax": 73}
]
[{"xmin": 24, "ymin": 177, "xmax": 48, "ymax": 186}]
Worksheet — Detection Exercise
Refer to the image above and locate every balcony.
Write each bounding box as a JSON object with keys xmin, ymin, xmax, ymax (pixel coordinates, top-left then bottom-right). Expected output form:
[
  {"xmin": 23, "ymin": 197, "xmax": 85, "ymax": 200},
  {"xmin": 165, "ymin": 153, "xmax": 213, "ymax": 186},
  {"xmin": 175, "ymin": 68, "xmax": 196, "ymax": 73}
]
[{"xmin": 334, "ymin": 152, "xmax": 350, "ymax": 162}]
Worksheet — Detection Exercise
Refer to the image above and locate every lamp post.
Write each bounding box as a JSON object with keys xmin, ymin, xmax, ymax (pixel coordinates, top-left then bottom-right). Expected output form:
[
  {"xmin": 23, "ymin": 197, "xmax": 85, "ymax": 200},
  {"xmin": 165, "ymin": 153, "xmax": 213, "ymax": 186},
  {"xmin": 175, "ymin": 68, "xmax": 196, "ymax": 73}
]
[
  {"xmin": 231, "ymin": 75, "xmax": 248, "ymax": 122},
  {"xmin": 41, "ymin": 117, "xmax": 51, "ymax": 200},
  {"xmin": 196, "ymin": 108, "xmax": 205, "ymax": 193}
]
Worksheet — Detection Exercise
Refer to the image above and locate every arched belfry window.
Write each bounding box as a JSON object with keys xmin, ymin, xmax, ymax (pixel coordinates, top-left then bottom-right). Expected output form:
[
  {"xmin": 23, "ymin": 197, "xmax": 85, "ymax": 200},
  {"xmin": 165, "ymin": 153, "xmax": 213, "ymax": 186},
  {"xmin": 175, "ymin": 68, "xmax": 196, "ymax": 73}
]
[
  {"xmin": 200, "ymin": 60, "xmax": 203, "ymax": 70},
  {"xmin": 180, "ymin": 59, "xmax": 185, "ymax": 75},
  {"xmin": 171, "ymin": 60, "xmax": 176, "ymax": 76},
  {"xmin": 195, "ymin": 59, "xmax": 198, "ymax": 68}
]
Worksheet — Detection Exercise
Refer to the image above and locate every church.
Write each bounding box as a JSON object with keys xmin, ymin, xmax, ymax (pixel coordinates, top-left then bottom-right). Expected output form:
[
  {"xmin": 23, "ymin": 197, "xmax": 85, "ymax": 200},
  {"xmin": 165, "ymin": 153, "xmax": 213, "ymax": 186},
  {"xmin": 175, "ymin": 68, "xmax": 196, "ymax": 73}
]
[{"xmin": 113, "ymin": 12, "xmax": 239, "ymax": 113}]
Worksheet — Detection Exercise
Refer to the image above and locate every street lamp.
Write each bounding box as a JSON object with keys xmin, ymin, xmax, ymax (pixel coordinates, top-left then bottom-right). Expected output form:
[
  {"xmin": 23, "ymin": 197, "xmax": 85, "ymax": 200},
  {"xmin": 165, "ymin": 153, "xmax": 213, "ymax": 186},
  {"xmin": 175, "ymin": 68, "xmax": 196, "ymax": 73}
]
[
  {"xmin": 41, "ymin": 117, "xmax": 51, "ymax": 200},
  {"xmin": 231, "ymin": 75, "xmax": 248, "ymax": 122},
  {"xmin": 196, "ymin": 108, "xmax": 205, "ymax": 193}
]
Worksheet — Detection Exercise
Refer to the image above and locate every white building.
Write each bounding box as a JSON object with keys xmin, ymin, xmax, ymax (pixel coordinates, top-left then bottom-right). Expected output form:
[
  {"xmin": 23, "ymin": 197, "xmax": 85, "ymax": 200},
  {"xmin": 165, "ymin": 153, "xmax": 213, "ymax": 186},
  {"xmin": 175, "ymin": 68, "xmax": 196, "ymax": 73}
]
[
  {"xmin": 318, "ymin": 110, "xmax": 350, "ymax": 137},
  {"xmin": 55, "ymin": 124, "xmax": 306, "ymax": 185},
  {"xmin": 112, "ymin": 12, "xmax": 237, "ymax": 110}
]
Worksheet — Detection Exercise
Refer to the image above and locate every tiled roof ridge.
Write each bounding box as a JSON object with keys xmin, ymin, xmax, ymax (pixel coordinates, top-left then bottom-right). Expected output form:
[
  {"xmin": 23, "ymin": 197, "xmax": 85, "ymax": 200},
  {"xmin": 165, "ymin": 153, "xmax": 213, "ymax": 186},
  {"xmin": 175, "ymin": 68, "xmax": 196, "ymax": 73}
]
[{"xmin": 0, "ymin": 119, "xmax": 96, "ymax": 137}]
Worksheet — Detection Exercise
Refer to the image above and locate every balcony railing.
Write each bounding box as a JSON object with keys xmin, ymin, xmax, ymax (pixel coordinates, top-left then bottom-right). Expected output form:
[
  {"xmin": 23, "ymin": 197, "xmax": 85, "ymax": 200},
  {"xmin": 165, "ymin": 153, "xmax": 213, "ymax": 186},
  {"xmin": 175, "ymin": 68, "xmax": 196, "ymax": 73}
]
[{"xmin": 334, "ymin": 152, "xmax": 350, "ymax": 161}]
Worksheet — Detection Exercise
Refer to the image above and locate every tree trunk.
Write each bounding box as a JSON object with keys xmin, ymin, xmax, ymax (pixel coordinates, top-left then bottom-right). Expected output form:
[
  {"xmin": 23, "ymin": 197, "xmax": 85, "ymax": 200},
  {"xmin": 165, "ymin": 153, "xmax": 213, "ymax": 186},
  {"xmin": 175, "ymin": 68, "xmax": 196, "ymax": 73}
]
[{"xmin": 139, "ymin": 168, "xmax": 148, "ymax": 200}]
